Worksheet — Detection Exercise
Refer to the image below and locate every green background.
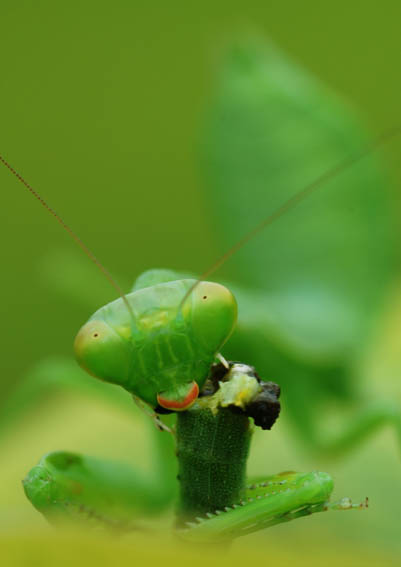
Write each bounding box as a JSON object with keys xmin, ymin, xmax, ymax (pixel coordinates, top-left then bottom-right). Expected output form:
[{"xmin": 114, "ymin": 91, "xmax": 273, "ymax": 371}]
[{"xmin": 1, "ymin": 1, "xmax": 401, "ymax": 565}]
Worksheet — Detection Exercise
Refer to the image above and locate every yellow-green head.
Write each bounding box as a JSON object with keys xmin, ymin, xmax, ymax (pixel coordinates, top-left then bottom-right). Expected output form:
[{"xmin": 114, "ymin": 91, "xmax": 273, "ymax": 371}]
[{"xmin": 74, "ymin": 277, "xmax": 237, "ymax": 410}]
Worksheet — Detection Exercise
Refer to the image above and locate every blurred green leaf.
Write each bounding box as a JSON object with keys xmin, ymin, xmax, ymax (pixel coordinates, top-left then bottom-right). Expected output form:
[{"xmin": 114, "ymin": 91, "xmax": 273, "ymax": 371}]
[{"xmin": 203, "ymin": 39, "xmax": 399, "ymax": 363}]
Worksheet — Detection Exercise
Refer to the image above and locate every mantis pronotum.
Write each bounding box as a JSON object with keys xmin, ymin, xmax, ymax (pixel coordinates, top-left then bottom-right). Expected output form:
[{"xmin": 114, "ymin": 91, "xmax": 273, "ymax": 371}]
[{"xmin": 1, "ymin": 40, "xmax": 400, "ymax": 541}]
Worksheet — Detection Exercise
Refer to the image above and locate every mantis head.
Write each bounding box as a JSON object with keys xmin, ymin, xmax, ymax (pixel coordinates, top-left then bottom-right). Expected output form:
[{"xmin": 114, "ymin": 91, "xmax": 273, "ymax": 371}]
[{"xmin": 74, "ymin": 278, "xmax": 237, "ymax": 411}]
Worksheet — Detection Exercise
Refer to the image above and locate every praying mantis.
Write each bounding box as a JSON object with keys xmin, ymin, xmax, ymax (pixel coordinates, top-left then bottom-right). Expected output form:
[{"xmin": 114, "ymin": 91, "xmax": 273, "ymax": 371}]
[{"xmin": 1, "ymin": 39, "xmax": 400, "ymax": 542}]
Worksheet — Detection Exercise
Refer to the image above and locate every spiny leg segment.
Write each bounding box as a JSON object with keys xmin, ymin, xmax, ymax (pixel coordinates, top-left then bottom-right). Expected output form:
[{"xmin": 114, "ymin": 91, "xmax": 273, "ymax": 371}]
[{"xmin": 180, "ymin": 471, "xmax": 367, "ymax": 542}]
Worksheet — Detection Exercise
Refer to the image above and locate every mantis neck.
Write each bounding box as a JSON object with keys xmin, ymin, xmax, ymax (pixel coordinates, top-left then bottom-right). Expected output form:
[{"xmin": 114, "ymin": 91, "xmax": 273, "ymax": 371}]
[{"xmin": 176, "ymin": 405, "xmax": 252, "ymax": 524}]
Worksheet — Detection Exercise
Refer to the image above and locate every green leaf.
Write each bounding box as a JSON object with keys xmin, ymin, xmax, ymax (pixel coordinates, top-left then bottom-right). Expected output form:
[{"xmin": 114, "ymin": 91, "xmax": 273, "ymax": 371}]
[{"xmin": 202, "ymin": 38, "xmax": 398, "ymax": 365}]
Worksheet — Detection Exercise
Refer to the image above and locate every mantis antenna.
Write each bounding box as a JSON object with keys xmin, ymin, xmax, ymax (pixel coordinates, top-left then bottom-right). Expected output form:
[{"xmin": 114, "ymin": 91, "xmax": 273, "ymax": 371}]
[
  {"xmin": 0, "ymin": 154, "xmax": 136, "ymax": 321},
  {"xmin": 2, "ymin": 125, "xmax": 400, "ymax": 318},
  {"xmin": 179, "ymin": 124, "xmax": 401, "ymax": 309}
]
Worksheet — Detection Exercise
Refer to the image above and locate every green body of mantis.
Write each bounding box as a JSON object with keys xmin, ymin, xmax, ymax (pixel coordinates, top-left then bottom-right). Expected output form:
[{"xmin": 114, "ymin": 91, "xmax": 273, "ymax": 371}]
[
  {"xmin": 22, "ymin": 269, "xmax": 365, "ymax": 540},
  {"xmin": 1, "ymin": 38, "xmax": 399, "ymax": 542}
]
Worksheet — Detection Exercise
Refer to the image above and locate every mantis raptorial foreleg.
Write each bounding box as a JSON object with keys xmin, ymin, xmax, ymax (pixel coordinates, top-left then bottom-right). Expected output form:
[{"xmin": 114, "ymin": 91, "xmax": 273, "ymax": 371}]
[
  {"xmin": 23, "ymin": 413, "xmax": 178, "ymax": 529},
  {"xmin": 179, "ymin": 470, "xmax": 366, "ymax": 542}
]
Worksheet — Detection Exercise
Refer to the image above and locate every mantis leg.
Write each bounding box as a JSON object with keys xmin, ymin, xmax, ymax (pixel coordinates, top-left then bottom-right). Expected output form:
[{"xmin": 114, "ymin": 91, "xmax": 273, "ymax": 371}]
[
  {"xmin": 179, "ymin": 471, "xmax": 365, "ymax": 542},
  {"xmin": 23, "ymin": 415, "xmax": 178, "ymax": 529}
]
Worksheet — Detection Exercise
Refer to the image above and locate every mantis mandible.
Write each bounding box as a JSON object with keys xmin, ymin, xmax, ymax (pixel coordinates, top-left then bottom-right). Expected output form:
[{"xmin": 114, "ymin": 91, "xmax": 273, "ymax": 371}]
[{"xmin": 1, "ymin": 40, "xmax": 400, "ymax": 541}]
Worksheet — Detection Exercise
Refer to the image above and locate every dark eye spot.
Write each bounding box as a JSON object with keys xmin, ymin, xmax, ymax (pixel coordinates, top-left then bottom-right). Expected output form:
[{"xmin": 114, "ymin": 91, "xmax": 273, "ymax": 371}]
[
  {"xmin": 203, "ymin": 296, "xmax": 207, "ymax": 300},
  {"xmin": 93, "ymin": 333, "xmax": 99, "ymax": 338}
]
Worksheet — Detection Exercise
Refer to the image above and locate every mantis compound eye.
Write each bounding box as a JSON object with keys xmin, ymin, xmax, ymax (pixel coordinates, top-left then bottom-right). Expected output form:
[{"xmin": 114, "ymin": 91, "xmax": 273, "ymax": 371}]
[
  {"xmin": 74, "ymin": 319, "xmax": 132, "ymax": 386},
  {"xmin": 190, "ymin": 282, "xmax": 238, "ymax": 353}
]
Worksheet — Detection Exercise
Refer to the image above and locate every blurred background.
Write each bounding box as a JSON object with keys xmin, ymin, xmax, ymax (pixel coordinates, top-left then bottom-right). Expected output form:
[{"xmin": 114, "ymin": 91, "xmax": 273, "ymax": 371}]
[{"xmin": 1, "ymin": 1, "xmax": 401, "ymax": 565}]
